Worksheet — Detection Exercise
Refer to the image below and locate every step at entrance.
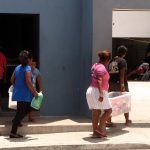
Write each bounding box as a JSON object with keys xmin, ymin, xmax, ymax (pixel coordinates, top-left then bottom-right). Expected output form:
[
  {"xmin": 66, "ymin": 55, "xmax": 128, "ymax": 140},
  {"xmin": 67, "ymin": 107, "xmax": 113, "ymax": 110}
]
[{"xmin": 0, "ymin": 116, "xmax": 92, "ymax": 135}]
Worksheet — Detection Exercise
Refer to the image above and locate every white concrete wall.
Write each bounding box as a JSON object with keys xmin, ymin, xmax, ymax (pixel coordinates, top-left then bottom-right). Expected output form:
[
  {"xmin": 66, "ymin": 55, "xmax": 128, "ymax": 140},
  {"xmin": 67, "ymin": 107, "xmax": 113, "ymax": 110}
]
[{"xmin": 112, "ymin": 10, "xmax": 150, "ymax": 38}]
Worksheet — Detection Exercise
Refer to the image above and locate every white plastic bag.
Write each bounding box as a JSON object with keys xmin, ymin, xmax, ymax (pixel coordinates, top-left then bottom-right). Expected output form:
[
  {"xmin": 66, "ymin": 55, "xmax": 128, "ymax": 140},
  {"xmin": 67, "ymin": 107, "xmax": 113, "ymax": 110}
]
[{"xmin": 8, "ymin": 85, "xmax": 17, "ymax": 110}]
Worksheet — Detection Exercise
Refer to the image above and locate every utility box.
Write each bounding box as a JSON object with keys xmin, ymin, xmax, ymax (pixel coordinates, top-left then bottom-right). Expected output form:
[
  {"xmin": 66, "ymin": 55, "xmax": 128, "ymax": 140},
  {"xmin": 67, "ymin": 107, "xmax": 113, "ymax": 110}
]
[{"xmin": 109, "ymin": 92, "xmax": 131, "ymax": 116}]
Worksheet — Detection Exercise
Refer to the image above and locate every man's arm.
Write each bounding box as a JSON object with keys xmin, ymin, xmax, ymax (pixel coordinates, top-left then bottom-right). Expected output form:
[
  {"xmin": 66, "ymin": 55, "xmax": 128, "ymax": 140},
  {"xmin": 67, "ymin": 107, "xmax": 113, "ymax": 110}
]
[
  {"xmin": 119, "ymin": 69, "xmax": 125, "ymax": 92},
  {"xmin": 97, "ymin": 76, "xmax": 103, "ymax": 102}
]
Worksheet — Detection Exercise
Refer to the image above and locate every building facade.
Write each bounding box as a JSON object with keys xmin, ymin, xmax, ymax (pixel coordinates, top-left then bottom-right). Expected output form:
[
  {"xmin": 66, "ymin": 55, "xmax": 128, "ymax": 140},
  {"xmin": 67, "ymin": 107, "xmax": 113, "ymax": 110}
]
[{"xmin": 1, "ymin": 0, "xmax": 150, "ymax": 116}]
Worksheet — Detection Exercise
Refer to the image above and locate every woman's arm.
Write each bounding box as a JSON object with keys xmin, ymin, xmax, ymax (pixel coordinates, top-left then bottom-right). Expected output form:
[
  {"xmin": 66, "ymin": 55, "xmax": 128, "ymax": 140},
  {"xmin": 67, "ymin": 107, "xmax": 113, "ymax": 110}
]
[
  {"xmin": 97, "ymin": 76, "xmax": 103, "ymax": 102},
  {"xmin": 25, "ymin": 71, "xmax": 38, "ymax": 97},
  {"xmin": 36, "ymin": 75, "xmax": 43, "ymax": 92},
  {"xmin": 10, "ymin": 72, "xmax": 15, "ymax": 85}
]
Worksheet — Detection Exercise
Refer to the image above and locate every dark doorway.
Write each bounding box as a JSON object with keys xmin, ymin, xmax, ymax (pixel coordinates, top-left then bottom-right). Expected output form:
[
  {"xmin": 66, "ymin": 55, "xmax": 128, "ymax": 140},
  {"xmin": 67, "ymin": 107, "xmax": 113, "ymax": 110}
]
[
  {"xmin": 0, "ymin": 13, "xmax": 39, "ymax": 111},
  {"xmin": 112, "ymin": 38, "xmax": 150, "ymax": 81}
]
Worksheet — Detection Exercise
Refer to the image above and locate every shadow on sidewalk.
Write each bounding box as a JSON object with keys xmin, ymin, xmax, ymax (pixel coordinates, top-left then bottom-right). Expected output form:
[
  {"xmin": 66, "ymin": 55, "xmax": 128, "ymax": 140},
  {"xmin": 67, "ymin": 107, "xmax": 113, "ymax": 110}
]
[
  {"xmin": 4, "ymin": 136, "xmax": 38, "ymax": 142},
  {"xmin": 83, "ymin": 121, "xmax": 150, "ymax": 143},
  {"xmin": 83, "ymin": 129, "xmax": 129, "ymax": 143},
  {"xmin": 83, "ymin": 124, "xmax": 129, "ymax": 143},
  {"xmin": 0, "ymin": 116, "xmax": 91, "ymax": 125},
  {"xmin": 129, "ymin": 122, "xmax": 150, "ymax": 128},
  {"xmin": 114, "ymin": 122, "xmax": 150, "ymax": 128}
]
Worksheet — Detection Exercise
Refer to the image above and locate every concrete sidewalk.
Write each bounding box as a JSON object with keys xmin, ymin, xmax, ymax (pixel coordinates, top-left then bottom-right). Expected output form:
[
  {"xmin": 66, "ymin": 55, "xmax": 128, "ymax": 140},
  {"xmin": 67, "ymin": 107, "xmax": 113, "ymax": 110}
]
[{"xmin": 0, "ymin": 81, "xmax": 150, "ymax": 150}]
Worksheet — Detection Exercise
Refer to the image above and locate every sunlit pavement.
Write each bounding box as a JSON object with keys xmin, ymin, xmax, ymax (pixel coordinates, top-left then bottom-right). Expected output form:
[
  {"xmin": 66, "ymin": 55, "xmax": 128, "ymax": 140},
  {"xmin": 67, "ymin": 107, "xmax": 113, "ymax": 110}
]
[
  {"xmin": 0, "ymin": 81, "xmax": 150, "ymax": 150},
  {"xmin": 113, "ymin": 81, "xmax": 150, "ymax": 122}
]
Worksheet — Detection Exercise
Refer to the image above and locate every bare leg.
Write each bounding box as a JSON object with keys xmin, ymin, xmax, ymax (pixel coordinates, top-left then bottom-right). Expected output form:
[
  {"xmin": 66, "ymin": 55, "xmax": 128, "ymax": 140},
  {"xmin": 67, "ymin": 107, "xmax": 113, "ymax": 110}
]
[
  {"xmin": 107, "ymin": 116, "xmax": 112, "ymax": 123},
  {"xmin": 96, "ymin": 108, "xmax": 112, "ymax": 136},
  {"xmin": 92, "ymin": 109, "xmax": 101, "ymax": 135},
  {"xmin": 124, "ymin": 112, "xmax": 132, "ymax": 125},
  {"xmin": 106, "ymin": 116, "xmax": 116, "ymax": 127},
  {"xmin": 28, "ymin": 111, "xmax": 35, "ymax": 122}
]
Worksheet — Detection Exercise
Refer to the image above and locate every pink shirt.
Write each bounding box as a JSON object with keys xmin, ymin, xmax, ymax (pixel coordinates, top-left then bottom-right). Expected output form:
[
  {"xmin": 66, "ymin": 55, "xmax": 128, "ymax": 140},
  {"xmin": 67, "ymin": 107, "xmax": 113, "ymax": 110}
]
[
  {"xmin": 90, "ymin": 63, "xmax": 110, "ymax": 91},
  {"xmin": 0, "ymin": 52, "xmax": 7, "ymax": 79}
]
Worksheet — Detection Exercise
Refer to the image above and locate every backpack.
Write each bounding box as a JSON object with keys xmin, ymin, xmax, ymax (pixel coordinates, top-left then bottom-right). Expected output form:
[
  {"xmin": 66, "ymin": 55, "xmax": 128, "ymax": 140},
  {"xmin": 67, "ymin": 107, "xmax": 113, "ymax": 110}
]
[{"xmin": 109, "ymin": 57, "xmax": 119, "ymax": 74}]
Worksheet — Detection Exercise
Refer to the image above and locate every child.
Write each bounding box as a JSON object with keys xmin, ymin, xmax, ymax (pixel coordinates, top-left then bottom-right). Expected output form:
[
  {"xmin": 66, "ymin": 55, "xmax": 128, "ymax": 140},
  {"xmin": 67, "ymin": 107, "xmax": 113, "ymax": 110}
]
[{"xmin": 28, "ymin": 61, "xmax": 43, "ymax": 122}]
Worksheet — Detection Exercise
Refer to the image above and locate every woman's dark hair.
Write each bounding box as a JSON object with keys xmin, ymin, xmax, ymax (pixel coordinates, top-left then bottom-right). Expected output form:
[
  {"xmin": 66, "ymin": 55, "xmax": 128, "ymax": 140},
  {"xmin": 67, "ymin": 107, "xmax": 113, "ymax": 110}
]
[
  {"xmin": 117, "ymin": 45, "xmax": 128, "ymax": 56},
  {"xmin": 19, "ymin": 50, "xmax": 32, "ymax": 67},
  {"xmin": 97, "ymin": 50, "xmax": 111, "ymax": 62}
]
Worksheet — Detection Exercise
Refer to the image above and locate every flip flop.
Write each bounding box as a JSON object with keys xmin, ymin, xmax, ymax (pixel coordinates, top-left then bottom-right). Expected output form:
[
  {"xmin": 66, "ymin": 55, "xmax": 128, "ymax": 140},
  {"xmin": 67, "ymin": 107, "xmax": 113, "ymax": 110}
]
[
  {"xmin": 91, "ymin": 133, "xmax": 101, "ymax": 138},
  {"xmin": 94, "ymin": 129, "xmax": 107, "ymax": 137}
]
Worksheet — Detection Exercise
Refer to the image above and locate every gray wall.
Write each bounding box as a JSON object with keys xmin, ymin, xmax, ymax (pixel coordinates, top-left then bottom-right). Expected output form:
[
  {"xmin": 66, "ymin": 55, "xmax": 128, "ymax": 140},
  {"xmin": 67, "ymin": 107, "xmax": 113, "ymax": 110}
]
[
  {"xmin": 93, "ymin": 0, "xmax": 150, "ymax": 62},
  {"xmin": 0, "ymin": 0, "xmax": 92, "ymax": 116}
]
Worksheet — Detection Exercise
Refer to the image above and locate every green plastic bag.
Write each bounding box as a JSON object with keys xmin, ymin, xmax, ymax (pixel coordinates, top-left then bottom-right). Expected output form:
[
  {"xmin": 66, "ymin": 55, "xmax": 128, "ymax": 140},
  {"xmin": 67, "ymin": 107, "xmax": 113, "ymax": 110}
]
[{"xmin": 31, "ymin": 92, "xmax": 44, "ymax": 110}]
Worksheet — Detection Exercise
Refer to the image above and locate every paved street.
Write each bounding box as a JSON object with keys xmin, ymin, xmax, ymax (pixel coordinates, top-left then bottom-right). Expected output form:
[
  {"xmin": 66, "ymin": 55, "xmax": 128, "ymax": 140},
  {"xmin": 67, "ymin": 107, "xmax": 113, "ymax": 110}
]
[{"xmin": 0, "ymin": 81, "xmax": 150, "ymax": 150}]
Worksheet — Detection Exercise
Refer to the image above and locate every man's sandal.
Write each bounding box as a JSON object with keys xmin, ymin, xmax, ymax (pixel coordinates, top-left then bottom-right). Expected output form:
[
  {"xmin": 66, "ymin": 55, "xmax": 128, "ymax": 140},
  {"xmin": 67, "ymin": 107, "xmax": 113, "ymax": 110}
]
[{"xmin": 125, "ymin": 120, "xmax": 132, "ymax": 126}]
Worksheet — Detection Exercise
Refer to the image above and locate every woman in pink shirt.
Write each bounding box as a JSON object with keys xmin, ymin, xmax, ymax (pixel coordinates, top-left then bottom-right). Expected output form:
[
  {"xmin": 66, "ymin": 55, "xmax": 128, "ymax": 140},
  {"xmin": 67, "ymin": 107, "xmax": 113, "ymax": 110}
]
[{"xmin": 86, "ymin": 50, "xmax": 112, "ymax": 138}]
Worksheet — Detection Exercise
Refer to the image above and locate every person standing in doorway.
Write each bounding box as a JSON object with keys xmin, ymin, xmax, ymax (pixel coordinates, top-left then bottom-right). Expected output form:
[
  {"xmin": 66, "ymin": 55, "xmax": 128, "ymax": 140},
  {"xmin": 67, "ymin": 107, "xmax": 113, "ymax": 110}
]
[
  {"xmin": 108, "ymin": 45, "xmax": 132, "ymax": 126},
  {"xmin": 28, "ymin": 60, "xmax": 43, "ymax": 122},
  {"xmin": 0, "ymin": 47, "xmax": 7, "ymax": 111},
  {"xmin": 86, "ymin": 50, "xmax": 112, "ymax": 138},
  {"xmin": 10, "ymin": 50, "xmax": 38, "ymax": 138}
]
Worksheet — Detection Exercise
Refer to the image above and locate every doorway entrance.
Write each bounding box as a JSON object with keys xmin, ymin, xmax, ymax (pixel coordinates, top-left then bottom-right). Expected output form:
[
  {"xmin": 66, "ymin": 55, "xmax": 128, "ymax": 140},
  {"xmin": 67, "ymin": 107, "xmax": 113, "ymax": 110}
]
[{"xmin": 0, "ymin": 13, "xmax": 39, "ymax": 112}]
